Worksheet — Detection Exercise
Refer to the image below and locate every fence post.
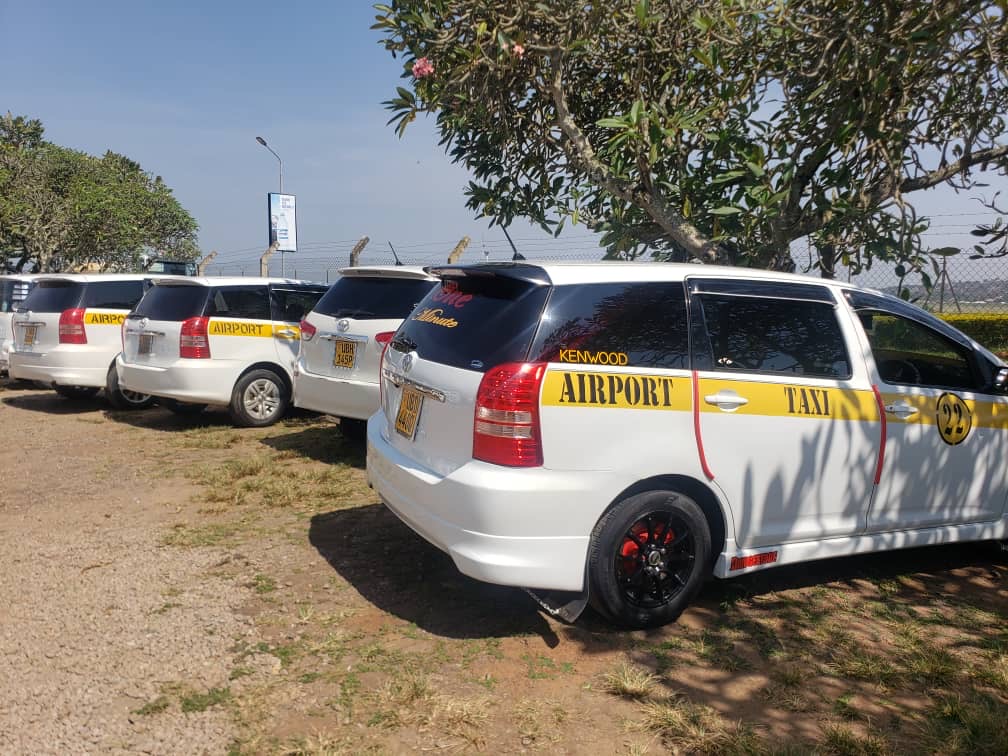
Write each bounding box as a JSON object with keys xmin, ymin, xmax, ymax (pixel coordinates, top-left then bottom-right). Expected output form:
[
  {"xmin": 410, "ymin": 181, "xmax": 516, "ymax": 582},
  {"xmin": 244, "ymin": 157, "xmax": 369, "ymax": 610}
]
[
  {"xmin": 197, "ymin": 250, "xmax": 217, "ymax": 275},
  {"xmin": 447, "ymin": 236, "xmax": 471, "ymax": 264},
  {"xmin": 348, "ymin": 236, "xmax": 370, "ymax": 268},
  {"xmin": 260, "ymin": 241, "xmax": 278, "ymax": 277}
]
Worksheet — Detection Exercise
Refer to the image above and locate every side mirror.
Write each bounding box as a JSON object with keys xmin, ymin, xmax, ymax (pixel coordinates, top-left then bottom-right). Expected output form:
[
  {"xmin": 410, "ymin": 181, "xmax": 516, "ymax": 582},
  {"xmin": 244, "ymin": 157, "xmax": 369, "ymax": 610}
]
[{"xmin": 995, "ymin": 366, "xmax": 1008, "ymax": 392}]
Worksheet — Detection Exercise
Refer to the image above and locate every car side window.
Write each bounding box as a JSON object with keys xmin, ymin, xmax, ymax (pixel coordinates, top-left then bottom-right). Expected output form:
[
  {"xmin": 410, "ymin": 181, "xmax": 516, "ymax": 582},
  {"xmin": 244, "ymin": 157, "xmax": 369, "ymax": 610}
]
[
  {"xmin": 84, "ymin": 281, "xmax": 144, "ymax": 309},
  {"xmin": 697, "ymin": 294, "xmax": 851, "ymax": 378},
  {"xmin": 529, "ymin": 282, "xmax": 689, "ymax": 369},
  {"xmin": 271, "ymin": 288, "xmax": 325, "ymax": 322},
  {"xmin": 856, "ymin": 309, "xmax": 980, "ymax": 390},
  {"xmin": 207, "ymin": 286, "xmax": 271, "ymax": 320}
]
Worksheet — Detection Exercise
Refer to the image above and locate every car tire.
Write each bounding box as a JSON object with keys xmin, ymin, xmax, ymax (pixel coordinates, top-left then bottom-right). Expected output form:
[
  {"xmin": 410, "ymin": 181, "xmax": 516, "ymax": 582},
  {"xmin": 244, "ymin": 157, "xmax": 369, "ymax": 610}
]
[
  {"xmin": 228, "ymin": 368, "xmax": 288, "ymax": 427},
  {"xmin": 339, "ymin": 418, "xmax": 367, "ymax": 441},
  {"xmin": 161, "ymin": 399, "xmax": 207, "ymax": 416},
  {"xmin": 588, "ymin": 490, "xmax": 711, "ymax": 629},
  {"xmin": 105, "ymin": 365, "xmax": 155, "ymax": 410},
  {"xmin": 53, "ymin": 385, "xmax": 100, "ymax": 400}
]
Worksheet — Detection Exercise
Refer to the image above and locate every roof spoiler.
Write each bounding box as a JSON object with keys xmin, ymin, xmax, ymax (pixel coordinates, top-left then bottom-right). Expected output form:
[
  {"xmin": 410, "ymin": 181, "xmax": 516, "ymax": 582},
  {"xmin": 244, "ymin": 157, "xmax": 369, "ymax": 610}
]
[{"xmin": 424, "ymin": 262, "xmax": 551, "ymax": 286}]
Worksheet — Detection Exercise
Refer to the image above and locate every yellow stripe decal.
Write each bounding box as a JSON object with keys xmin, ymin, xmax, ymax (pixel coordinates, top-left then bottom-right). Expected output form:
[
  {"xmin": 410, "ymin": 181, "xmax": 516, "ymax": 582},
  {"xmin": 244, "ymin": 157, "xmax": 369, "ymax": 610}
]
[
  {"xmin": 83, "ymin": 310, "xmax": 127, "ymax": 326},
  {"xmin": 208, "ymin": 319, "xmax": 275, "ymax": 337},
  {"xmin": 697, "ymin": 378, "xmax": 878, "ymax": 421},
  {"xmin": 880, "ymin": 391, "xmax": 1008, "ymax": 430},
  {"xmin": 541, "ymin": 370, "xmax": 692, "ymax": 411}
]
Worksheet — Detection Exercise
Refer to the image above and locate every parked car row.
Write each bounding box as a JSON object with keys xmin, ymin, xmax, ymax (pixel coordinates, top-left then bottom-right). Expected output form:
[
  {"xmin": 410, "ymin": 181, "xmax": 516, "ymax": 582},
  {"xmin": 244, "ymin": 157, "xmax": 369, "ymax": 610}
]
[
  {"xmin": 4, "ymin": 263, "xmax": 1008, "ymax": 629},
  {"xmin": 2, "ymin": 267, "xmax": 435, "ymax": 426}
]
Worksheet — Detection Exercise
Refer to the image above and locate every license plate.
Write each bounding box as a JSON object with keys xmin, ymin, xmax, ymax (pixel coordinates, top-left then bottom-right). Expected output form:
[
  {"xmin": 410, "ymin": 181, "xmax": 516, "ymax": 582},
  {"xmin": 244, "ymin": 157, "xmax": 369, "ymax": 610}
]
[
  {"xmin": 395, "ymin": 386, "xmax": 423, "ymax": 440},
  {"xmin": 23, "ymin": 325, "xmax": 37, "ymax": 346},
  {"xmin": 333, "ymin": 339, "xmax": 357, "ymax": 369},
  {"xmin": 138, "ymin": 333, "xmax": 155, "ymax": 355}
]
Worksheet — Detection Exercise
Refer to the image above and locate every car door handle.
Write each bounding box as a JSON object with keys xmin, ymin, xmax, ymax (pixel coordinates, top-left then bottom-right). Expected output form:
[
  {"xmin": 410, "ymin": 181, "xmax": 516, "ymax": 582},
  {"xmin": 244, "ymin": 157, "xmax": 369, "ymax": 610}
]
[
  {"xmin": 704, "ymin": 390, "xmax": 749, "ymax": 411},
  {"xmin": 884, "ymin": 402, "xmax": 918, "ymax": 418}
]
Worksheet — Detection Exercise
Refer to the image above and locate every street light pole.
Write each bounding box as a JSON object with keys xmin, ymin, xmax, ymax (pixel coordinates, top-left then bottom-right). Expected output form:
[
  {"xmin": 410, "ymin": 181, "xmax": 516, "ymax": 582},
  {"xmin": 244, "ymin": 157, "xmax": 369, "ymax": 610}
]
[
  {"xmin": 256, "ymin": 136, "xmax": 285, "ymax": 275},
  {"xmin": 256, "ymin": 135, "xmax": 283, "ymax": 193}
]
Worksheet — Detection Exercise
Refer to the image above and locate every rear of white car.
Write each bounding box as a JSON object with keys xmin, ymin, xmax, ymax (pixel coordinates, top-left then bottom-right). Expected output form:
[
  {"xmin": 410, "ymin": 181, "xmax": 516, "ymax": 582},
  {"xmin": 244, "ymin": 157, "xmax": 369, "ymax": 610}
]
[
  {"xmin": 116, "ymin": 277, "xmax": 325, "ymax": 426},
  {"xmin": 0, "ymin": 274, "xmax": 38, "ymax": 376},
  {"xmin": 9, "ymin": 275, "xmax": 151, "ymax": 403},
  {"xmin": 294, "ymin": 266, "xmax": 437, "ymax": 436}
]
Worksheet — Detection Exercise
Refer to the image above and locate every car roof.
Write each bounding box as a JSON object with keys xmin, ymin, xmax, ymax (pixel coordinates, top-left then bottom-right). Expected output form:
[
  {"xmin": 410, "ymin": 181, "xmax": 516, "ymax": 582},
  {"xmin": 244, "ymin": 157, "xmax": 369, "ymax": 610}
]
[
  {"xmin": 427, "ymin": 261, "xmax": 857, "ymax": 290},
  {"xmin": 30, "ymin": 273, "xmax": 166, "ymax": 284},
  {"xmin": 337, "ymin": 265, "xmax": 438, "ymax": 281},
  {"xmin": 0, "ymin": 273, "xmax": 43, "ymax": 282},
  {"xmin": 150, "ymin": 275, "xmax": 324, "ymax": 288}
]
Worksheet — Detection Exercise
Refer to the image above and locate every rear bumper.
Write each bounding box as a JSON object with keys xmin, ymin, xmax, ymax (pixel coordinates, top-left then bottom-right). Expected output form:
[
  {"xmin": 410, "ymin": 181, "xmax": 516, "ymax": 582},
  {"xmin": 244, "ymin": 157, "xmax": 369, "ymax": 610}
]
[
  {"xmin": 116, "ymin": 356, "xmax": 238, "ymax": 405},
  {"xmin": 293, "ymin": 367, "xmax": 378, "ymax": 419},
  {"xmin": 8, "ymin": 347, "xmax": 110, "ymax": 388},
  {"xmin": 366, "ymin": 413, "xmax": 605, "ymax": 592}
]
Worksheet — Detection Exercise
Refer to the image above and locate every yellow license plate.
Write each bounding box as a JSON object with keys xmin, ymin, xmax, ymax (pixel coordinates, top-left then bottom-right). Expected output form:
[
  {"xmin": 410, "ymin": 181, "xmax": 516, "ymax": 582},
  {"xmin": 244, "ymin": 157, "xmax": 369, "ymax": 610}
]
[
  {"xmin": 23, "ymin": 325, "xmax": 37, "ymax": 346},
  {"xmin": 333, "ymin": 339, "xmax": 357, "ymax": 369},
  {"xmin": 395, "ymin": 386, "xmax": 423, "ymax": 440},
  {"xmin": 138, "ymin": 333, "xmax": 155, "ymax": 355}
]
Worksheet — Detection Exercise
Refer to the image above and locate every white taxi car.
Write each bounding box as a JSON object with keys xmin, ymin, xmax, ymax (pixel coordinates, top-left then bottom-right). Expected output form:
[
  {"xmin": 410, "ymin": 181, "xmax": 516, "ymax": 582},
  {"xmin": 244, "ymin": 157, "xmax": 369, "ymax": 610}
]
[
  {"xmin": 0, "ymin": 273, "xmax": 39, "ymax": 376},
  {"xmin": 294, "ymin": 266, "xmax": 437, "ymax": 438},
  {"xmin": 9, "ymin": 274, "xmax": 158, "ymax": 408},
  {"xmin": 367, "ymin": 262, "xmax": 1008, "ymax": 628},
  {"xmin": 116, "ymin": 277, "xmax": 326, "ymax": 426}
]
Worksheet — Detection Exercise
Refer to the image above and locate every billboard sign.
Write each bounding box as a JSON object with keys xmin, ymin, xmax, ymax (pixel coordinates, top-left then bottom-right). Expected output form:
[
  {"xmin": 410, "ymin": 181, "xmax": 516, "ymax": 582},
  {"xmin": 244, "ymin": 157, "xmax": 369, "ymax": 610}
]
[{"xmin": 268, "ymin": 193, "xmax": 297, "ymax": 252}]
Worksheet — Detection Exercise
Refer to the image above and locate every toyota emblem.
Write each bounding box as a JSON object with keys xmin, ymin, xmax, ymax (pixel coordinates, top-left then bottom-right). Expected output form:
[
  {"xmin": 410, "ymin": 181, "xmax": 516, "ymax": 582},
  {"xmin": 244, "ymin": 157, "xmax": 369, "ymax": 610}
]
[
  {"xmin": 337, "ymin": 319, "xmax": 350, "ymax": 332},
  {"xmin": 402, "ymin": 353, "xmax": 415, "ymax": 373}
]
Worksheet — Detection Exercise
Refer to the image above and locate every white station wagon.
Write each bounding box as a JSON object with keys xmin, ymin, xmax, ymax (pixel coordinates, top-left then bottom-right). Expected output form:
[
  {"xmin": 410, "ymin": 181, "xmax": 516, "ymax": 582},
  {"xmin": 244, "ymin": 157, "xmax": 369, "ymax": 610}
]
[
  {"xmin": 294, "ymin": 266, "xmax": 437, "ymax": 438},
  {"xmin": 116, "ymin": 277, "xmax": 326, "ymax": 426},
  {"xmin": 0, "ymin": 273, "xmax": 39, "ymax": 376},
  {"xmin": 9, "ymin": 274, "xmax": 158, "ymax": 408},
  {"xmin": 367, "ymin": 262, "xmax": 1008, "ymax": 628}
]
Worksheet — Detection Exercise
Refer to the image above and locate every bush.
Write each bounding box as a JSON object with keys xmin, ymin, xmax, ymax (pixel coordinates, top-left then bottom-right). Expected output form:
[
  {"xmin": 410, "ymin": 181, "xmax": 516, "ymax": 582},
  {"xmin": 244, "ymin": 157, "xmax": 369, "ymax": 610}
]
[{"xmin": 939, "ymin": 313, "xmax": 1008, "ymax": 356}]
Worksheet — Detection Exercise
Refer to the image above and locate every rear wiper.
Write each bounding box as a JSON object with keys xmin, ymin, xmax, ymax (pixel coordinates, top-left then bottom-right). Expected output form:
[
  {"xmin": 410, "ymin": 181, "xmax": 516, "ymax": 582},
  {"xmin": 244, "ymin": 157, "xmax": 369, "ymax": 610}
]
[{"xmin": 391, "ymin": 334, "xmax": 417, "ymax": 353}]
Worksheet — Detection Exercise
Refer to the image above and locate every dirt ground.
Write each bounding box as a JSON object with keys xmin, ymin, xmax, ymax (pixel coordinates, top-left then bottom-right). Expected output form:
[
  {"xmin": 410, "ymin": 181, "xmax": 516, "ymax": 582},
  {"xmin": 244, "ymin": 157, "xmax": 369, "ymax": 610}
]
[{"xmin": 1, "ymin": 381, "xmax": 1005, "ymax": 755}]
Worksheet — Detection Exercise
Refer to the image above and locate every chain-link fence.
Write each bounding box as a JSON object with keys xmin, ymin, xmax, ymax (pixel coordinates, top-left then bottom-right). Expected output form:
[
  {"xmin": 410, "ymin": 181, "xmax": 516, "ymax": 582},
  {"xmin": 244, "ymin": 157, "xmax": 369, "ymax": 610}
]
[{"xmin": 201, "ymin": 238, "xmax": 1008, "ymax": 315}]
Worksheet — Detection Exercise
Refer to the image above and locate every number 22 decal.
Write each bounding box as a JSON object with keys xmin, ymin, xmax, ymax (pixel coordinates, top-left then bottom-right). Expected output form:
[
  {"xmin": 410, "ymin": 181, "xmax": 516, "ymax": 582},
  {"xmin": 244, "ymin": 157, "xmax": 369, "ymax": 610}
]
[{"xmin": 936, "ymin": 392, "xmax": 972, "ymax": 445}]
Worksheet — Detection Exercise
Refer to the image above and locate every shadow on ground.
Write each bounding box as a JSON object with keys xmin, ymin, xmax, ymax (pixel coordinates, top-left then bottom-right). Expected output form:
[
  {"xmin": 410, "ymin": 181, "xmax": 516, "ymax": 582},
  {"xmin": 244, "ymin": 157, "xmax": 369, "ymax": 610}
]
[
  {"xmin": 311, "ymin": 501, "xmax": 1007, "ymax": 645},
  {"xmin": 2, "ymin": 391, "xmax": 108, "ymax": 416},
  {"xmin": 309, "ymin": 504, "xmax": 565, "ymax": 645},
  {"xmin": 260, "ymin": 422, "xmax": 366, "ymax": 468}
]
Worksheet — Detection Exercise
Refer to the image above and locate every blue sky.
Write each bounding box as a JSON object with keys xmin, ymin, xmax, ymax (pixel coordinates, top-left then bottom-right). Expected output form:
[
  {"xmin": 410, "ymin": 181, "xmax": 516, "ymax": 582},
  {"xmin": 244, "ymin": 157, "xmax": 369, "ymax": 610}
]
[{"xmin": 2, "ymin": 0, "xmax": 1004, "ymax": 283}]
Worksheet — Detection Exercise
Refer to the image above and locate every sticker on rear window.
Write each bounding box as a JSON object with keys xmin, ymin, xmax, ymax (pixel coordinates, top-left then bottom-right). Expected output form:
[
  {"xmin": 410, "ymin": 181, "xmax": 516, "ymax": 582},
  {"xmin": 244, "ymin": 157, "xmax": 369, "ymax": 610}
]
[
  {"xmin": 558, "ymin": 349, "xmax": 628, "ymax": 366},
  {"xmin": 411, "ymin": 308, "xmax": 458, "ymax": 328}
]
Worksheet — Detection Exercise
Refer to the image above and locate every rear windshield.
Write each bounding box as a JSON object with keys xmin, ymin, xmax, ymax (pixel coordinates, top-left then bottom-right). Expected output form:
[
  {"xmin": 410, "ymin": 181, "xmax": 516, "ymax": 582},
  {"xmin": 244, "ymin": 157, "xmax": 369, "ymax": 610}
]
[
  {"xmin": 392, "ymin": 273, "xmax": 550, "ymax": 370},
  {"xmin": 83, "ymin": 280, "xmax": 145, "ymax": 309},
  {"xmin": 314, "ymin": 277, "xmax": 436, "ymax": 320},
  {"xmin": 20, "ymin": 281, "xmax": 84, "ymax": 313},
  {"xmin": 131, "ymin": 285, "xmax": 209, "ymax": 321}
]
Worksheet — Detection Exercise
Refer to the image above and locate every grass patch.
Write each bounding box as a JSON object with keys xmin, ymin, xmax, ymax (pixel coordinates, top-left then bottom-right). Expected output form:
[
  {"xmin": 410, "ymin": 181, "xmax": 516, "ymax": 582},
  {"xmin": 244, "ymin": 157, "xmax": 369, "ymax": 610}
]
[
  {"xmin": 922, "ymin": 691, "xmax": 1008, "ymax": 755},
  {"xmin": 602, "ymin": 662, "xmax": 657, "ymax": 700},
  {"xmin": 180, "ymin": 686, "xmax": 231, "ymax": 713},
  {"xmin": 252, "ymin": 574, "xmax": 277, "ymax": 594},
  {"xmin": 133, "ymin": 696, "xmax": 171, "ymax": 716},
  {"xmin": 640, "ymin": 695, "xmax": 764, "ymax": 753},
  {"xmin": 161, "ymin": 519, "xmax": 255, "ymax": 548}
]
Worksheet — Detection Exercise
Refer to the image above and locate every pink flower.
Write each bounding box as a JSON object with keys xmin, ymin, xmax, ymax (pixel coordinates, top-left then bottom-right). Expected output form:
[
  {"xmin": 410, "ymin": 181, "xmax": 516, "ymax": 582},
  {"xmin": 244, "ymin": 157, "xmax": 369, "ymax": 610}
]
[
  {"xmin": 412, "ymin": 57, "xmax": 434, "ymax": 79},
  {"xmin": 512, "ymin": 43, "xmax": 525, "ymax": 58}
]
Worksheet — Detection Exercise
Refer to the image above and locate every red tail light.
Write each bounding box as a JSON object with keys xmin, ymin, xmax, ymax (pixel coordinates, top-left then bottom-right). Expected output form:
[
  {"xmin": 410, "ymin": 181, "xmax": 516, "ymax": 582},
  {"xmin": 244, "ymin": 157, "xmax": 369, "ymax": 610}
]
[
  {"xmin": 378, "ymin": 339, "xmax": 392, "ymax": 410},
  {"xmin": 299, "ymin": 318, "xmax": 317, "ymax": 341},
  {"xmin": 374, "ymin": 331, "xmax": 394, "ymax": 346},
  {"xmin": 58, "ymin": 308, "xmax": 87, "ymax": 344},
  {"xmin": 473, "ymin": 362, "xmax": 546, "ymax": 467},
  {"xmin": 180, "ymin": 316, "xmax": 211, "ymax": 359}
]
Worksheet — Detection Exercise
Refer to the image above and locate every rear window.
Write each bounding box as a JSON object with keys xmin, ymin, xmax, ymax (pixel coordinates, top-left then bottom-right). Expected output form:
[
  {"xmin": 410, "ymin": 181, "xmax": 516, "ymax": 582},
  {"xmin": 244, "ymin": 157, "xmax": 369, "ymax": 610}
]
[
  {"xmin": 313, "ymin": 277, "xmax": 435, "ymax": 320},
  {"xmin": 131, "ymin": 285, "xmax": 209, "ymax": 321},
  {"xmin": 529, "ymin": 282, "xmax": 689, "ymax": 369},
  {"xmin": 83, "ymin": 280, "xmax": 144, "ymax": 309},
  {"xmin": 206, "ymin": 286, "xmax": 271, "ymax": 320},
  {"xmin": 20, "ymin": 281, "xmax": 84, "ymax": 313},
  {"xmin": 392, "ymin": 274, "xmax": 550, "ymax": 370}
]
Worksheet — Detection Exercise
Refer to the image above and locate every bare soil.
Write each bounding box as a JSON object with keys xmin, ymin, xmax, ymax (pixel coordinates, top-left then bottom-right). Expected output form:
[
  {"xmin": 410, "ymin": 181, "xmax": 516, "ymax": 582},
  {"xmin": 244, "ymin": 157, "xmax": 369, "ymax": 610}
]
[{"xmin": 1, "ymin": 381, "xmax": 1005, "ymax": 754}]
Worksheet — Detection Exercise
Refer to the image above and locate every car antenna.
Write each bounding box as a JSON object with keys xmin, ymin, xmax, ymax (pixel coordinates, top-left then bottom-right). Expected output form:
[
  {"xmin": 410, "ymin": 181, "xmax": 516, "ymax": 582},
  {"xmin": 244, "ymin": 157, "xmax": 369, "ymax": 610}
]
[
  {"xmin": 502, "ymin": 227, "xmax": 525, "ymax": 260},
  {"xmin": 387, "ymin": 241, "xmax": 403, "ymax": 266}
]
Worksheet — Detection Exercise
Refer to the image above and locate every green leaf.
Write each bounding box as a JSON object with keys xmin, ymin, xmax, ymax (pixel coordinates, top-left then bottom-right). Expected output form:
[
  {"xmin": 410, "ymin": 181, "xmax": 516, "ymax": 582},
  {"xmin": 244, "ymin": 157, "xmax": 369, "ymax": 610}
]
[
  {"xmin": 709, "ymin": 206, "xmax": 743, "ymax": 215},
  {"xmin": 596, "ymin": 117, "xmax": 628, "ymax": 129}
]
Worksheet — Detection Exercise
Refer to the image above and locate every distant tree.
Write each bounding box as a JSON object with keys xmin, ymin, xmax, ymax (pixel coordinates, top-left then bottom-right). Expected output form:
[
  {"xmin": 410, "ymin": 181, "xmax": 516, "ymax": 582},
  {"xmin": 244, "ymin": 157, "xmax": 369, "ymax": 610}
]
[
  {"xmin": 375, "ymin": 0, "xmax": 1008, "ymax": 276},
  {"xmin": 0, "ymin": 113, "xmax": 199, "ymax": 272}
]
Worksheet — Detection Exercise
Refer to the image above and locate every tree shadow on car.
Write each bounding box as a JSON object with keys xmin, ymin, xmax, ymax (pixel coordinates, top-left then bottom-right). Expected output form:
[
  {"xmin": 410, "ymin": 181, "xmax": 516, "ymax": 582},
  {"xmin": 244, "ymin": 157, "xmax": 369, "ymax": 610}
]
[
  {"xmin": 309, "ymin": 505, "xmax": 563, "ymax": 645},
  {"xmin": 260, "ymin": 423, "xmax": 366, "ymax": 469}
]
